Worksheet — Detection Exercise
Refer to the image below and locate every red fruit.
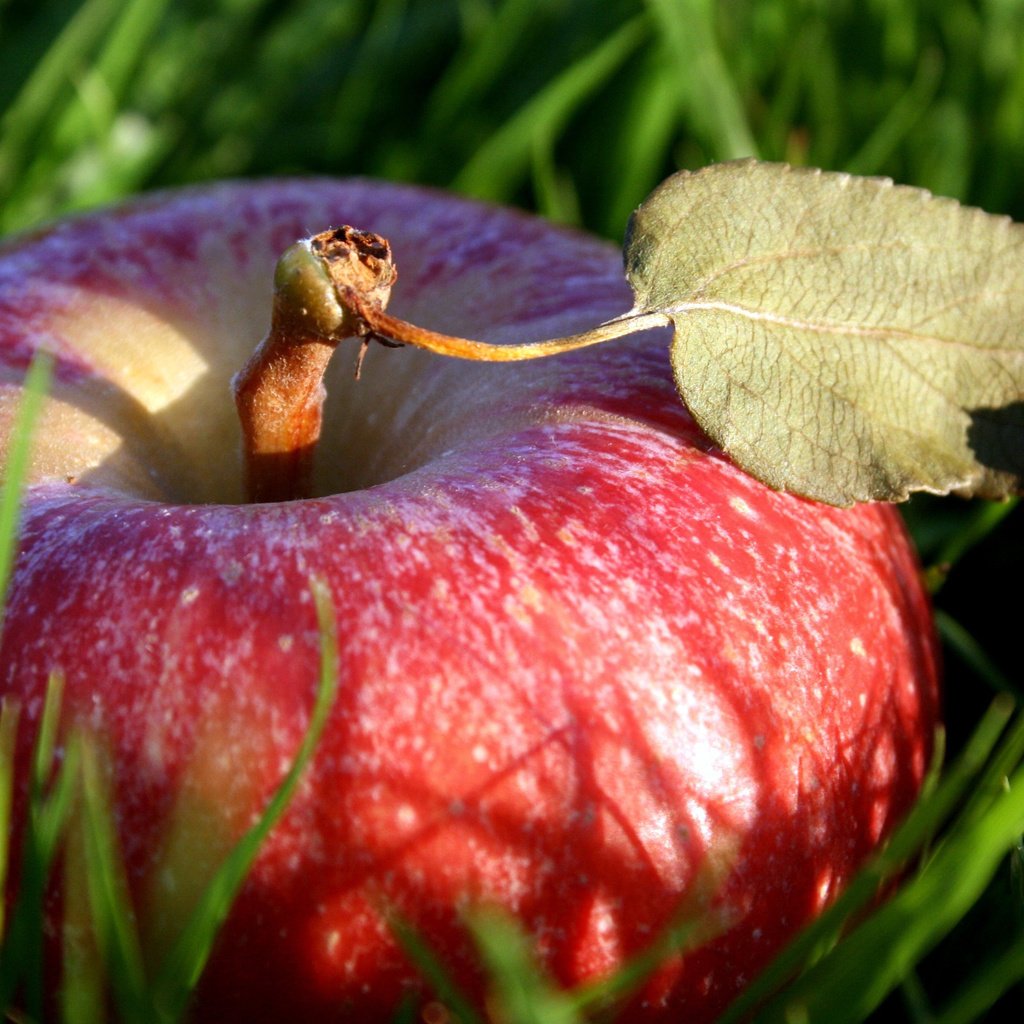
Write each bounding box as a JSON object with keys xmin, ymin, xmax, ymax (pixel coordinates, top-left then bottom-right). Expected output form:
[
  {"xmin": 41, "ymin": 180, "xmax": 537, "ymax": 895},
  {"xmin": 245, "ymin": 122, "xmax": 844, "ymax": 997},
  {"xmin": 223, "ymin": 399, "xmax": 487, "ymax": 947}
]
[{"xmin": 0, "ymin": 181, "xmax": 939, "ymax": 1021}]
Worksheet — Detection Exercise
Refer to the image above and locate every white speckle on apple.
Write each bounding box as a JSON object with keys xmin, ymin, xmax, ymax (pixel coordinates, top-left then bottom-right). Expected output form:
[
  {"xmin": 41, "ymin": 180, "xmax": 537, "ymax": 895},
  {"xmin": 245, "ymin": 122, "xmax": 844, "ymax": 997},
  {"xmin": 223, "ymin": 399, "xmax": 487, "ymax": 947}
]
[
  {"xmin": 729, "ymin": 496, "xmax": 758, "ymax": 519},
  {"xmin": 395, "ymin": 804, "xmax": 418, "ymax": 829}
]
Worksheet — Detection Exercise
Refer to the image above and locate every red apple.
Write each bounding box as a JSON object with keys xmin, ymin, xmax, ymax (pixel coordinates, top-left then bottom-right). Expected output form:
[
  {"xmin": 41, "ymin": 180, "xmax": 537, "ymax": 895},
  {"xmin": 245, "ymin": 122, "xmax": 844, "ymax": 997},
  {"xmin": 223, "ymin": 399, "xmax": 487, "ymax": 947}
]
[{"xmin": 0, "ymin": 180, "xmax": 939, "ymax": 1021}]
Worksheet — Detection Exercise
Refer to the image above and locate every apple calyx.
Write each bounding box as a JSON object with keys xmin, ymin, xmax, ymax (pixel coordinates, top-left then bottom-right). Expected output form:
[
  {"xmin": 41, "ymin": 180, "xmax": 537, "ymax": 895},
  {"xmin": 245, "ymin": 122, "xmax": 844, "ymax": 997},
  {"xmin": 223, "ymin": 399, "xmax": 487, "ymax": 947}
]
[{"xmin": 233, "ymin": 225, "xmax": 668, "ymax": 503}]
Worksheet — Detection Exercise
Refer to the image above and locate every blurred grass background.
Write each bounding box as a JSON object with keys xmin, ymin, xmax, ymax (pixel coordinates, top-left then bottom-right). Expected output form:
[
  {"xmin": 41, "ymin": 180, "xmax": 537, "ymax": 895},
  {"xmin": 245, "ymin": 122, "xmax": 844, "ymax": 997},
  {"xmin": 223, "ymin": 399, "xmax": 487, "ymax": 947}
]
[
  {"xmin": 1, "ymin": 0, "xmax": 1023, "ymax": 1020},
  {"xmin": 4, "ymin": 0, "xmax": 1024, "ymax": 236}
]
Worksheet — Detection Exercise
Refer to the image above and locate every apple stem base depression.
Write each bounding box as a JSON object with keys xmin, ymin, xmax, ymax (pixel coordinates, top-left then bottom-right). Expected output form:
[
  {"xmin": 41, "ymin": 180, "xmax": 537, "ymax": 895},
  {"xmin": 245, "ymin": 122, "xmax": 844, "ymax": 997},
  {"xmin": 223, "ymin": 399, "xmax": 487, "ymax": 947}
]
[{"xmin": 233, "ymin": 225, "xmax": 667, "ymax": 503}]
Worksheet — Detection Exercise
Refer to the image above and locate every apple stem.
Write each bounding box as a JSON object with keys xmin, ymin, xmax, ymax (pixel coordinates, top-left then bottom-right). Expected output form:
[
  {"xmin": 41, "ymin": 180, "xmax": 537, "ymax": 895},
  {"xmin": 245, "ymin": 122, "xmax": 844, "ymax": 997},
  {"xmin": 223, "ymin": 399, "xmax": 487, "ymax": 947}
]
[
  {"xmin": 233, "ymin": 328, "xmax": 337, "ymax": 504},
  {"xmin": 233, "ymin": 225, "xmax": 667, "ymax": 503},
  {"xmin": 233, "ymin": 227, "xmax": 398, "ymax": 503},
  {"xmin": 363, "ymin": 306, "xmax": 670, "ymax": 362}
]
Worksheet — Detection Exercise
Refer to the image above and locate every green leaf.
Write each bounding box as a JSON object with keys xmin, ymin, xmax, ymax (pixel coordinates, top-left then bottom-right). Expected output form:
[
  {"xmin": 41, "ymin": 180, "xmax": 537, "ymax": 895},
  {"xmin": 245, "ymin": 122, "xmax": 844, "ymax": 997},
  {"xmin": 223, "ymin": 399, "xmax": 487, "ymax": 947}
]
[{"xmin": 623, "ymin": 160, "xmax": 1024, "ymax": 506}]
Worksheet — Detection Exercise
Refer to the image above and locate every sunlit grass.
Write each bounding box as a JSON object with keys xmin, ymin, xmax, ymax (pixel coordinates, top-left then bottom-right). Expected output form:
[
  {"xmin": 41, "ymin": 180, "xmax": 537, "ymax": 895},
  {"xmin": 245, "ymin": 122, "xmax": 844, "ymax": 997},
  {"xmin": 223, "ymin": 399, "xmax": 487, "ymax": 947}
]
[{"xmin": 0, "ymin": 352, "xmax": 52, "ymax": 625}]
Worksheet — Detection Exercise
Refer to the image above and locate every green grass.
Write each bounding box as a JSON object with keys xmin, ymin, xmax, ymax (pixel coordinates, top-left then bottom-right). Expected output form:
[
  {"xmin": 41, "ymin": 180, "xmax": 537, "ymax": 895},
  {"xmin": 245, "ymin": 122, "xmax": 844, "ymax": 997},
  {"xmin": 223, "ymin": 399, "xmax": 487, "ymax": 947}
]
[{"xmin": 1, "ymin": 0, "xmax": 1023, "ymax": 1021}]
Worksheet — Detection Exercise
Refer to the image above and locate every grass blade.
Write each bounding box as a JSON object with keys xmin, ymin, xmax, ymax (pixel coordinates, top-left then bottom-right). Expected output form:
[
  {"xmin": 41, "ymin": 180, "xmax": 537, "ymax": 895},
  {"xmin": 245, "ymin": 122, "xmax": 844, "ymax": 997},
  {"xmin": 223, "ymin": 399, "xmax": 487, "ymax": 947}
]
[
  {"xmin": 387, "ymin": 913, "xmax": 484, "ymax": 1024},
  {"xmin": 78, "ymin": 736, "xmax": 149, "ymax": 1024},
  {"xmin": 423, "ymin": 0, "xmax": 536, "ymax": 131},
  {"xmin": 0, "ymin": 697, "xmax": 19, "ymax": 941},
  {"xmin": 14, "ymin": 0, "xmax": 176, "ymax": 216},
  {"xmin": 33, "ymin": 683, "xmax": 80, "ymax": 870},
  {"xmin": 453, "ymin": 16, "xmax": 648, "ymax": 203},
  {"xmin": 753, "ymin": 761, "xmax": 1024, "ymax": 1024},
  {"xmin": 594, "ymin": 41, "xmax": 681, "ymax": 238},
  {"xmin": 30, "ymin": 672, "xmax": 64, "ymax": 821},
  {"xmin": 0, "ymin": 0, "xmax": 117, "ymax": 207},
  {"xmin": 0, "ymin": 352, "xmax": 53, "ymax": 627},
  {"xmin": 934, "ymin": 932, "xmax": 1024, "ymax": 1024},
  {"xmin": 0, "ymin": 672, "xmax": 73, "ymax": 1019},
  {"xmin": 645, "ymin": 0, "xmax": 757, "ymax": 160},
  {"xmin": 570, "ymin": 842, "xmax": 737, "ymax": 1016},
  {"xmin": 936, "ymin": 610, "xmax": 1016, "ymax": 695},
  {"xmin": 845, "ymin": 48, "xmax": 943, "ymax": 176},
  {"xmin": 720, "ymin": 697, "xmax": 1015, "ymax": 1024},
  {"xmin": 151, "ymin": 576, "xmax": 340, "ymax": 1020},
  {"xmin": 61, "ymin": 733, "xmax": 104, "ymax": 1024},
  {"xmin": 468, "ymin": 907, "xmax": 581, "ymax": 1024},
  {"xmin": 936, "ymin": 498, "xmax": 1018, "ymax": 577}
]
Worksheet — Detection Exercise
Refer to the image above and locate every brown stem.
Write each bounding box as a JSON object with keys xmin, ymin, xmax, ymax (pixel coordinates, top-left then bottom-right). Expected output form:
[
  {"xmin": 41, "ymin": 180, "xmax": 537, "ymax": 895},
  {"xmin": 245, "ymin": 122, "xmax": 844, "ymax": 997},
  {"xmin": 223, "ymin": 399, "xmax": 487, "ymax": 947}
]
[
  {"xmin": 233, "ymin": 327, "xmax": 337, "ymax": 504},
  {"xmin": 233, "ymin": 227, "xmax": 396, "ymax": 503},
  {"xmin": 364, "ymin": 307, "xmax": 670, "ymax": 361},
  {"xmin": 234, "ymin": 225, "xmax": 667, "ymax": 503}
]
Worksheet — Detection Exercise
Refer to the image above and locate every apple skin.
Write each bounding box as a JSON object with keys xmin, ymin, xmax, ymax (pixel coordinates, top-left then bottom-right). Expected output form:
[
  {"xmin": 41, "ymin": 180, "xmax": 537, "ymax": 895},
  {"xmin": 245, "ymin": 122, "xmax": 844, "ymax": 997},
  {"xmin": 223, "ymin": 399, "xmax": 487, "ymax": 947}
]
[{"xmin": 0, "ymin": 181, "xmax": 939, "ymax": 1021}]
